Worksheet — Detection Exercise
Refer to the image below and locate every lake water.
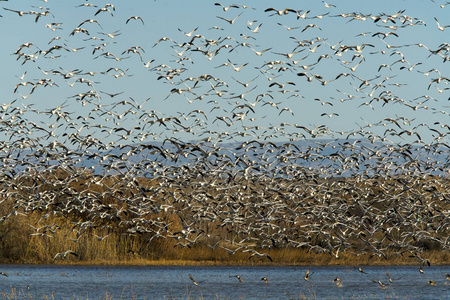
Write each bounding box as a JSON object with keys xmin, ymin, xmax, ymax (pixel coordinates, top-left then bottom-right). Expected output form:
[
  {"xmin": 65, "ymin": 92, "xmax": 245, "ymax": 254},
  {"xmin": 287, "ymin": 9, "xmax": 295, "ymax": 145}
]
[{"xmin": 0, "ymin": 265, "xmax": 448, "ymax": 299}]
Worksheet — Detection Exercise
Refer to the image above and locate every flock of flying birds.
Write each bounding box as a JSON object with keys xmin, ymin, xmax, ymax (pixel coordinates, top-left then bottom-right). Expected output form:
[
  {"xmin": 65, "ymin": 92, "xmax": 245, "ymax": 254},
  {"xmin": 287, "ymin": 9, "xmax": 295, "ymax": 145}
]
[
  {"xmin": 186, "ymin": 268, "xmax": 450, "ymax": 288},
  {"xmin": 0, "ymin": 0, "xmax": 450, "ymax": 288}
]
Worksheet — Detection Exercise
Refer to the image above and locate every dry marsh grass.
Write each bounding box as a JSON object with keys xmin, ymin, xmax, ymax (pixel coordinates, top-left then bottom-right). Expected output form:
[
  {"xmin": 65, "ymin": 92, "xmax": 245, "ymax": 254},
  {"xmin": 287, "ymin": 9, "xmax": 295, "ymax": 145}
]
[{"xmin": 0, "ymin": 170, "xmax": 449, "ymax": 267}]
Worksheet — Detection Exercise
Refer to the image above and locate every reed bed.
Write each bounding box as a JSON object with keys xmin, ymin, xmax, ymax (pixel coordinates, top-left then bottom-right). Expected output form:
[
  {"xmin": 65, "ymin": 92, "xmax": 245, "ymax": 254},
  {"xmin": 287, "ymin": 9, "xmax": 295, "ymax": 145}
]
[
  {"xmin": 0, "ymin": 170, "xmax": 449, "ymax": 266},
  {"xmin": 0, "ymin": 286, "xmax": 415, "ymax": 300}
]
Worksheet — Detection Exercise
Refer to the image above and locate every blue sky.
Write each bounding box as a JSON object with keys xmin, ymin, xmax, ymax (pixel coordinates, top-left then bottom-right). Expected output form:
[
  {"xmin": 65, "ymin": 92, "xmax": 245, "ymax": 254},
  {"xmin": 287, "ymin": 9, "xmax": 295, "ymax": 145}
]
[{"xmin": 0, "ymin": 0, "xmax": 449, "ymax": 146}]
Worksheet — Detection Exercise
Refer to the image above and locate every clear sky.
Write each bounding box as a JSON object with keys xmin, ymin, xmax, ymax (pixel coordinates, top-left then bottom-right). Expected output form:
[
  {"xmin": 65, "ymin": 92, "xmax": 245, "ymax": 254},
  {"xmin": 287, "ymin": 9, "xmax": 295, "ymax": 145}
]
[{"xmin": 0, "ymin": 0, "xmax": 449, "ymax": 147}]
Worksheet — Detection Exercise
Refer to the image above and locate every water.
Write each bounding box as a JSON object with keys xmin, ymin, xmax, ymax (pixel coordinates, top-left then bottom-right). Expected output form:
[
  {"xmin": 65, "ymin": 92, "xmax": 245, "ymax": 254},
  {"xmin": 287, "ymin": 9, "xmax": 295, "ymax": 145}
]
[{"xmin": 0, "ymin": 265, "xmax": 448, "ymax": 299}]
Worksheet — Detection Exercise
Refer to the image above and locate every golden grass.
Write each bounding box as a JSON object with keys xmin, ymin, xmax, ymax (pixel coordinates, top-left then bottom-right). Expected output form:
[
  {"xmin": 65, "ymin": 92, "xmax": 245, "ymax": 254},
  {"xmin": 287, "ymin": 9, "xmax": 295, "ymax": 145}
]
[
  {"xmin": 0, "ymin": 169, "xmax": 449, "ymax": 267},
  {"xmin": 0, "ymin": 285, "xmax": 426, "ymax": 300}
]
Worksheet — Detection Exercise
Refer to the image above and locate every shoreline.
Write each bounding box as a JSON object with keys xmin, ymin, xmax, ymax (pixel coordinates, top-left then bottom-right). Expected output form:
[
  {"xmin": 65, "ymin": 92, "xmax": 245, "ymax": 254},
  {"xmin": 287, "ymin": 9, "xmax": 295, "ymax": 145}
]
[{"xmin": 4, "ymin": 254, "xmax": 449, "ymax": 267}]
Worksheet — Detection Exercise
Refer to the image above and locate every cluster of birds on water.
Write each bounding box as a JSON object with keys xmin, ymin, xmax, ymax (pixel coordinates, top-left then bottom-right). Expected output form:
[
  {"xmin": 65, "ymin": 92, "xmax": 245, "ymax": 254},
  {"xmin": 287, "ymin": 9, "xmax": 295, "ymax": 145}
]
[{"xmin": 0, "ymin": 0, "xmax": 450, "ymax": 284}]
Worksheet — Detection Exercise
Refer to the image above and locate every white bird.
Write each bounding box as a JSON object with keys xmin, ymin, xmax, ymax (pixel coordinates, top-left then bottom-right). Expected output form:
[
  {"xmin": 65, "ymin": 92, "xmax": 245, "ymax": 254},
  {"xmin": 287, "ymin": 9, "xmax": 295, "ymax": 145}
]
[
  {"xmin": 93, "ymin": 233, "xmax": 111, "ymax": 241},
  {"xmin": 333, "ymin": 277, "xmax": 342, "ymax": 286},
  {"xmin": 178, "ymin": 27, "xmax": 198, "ymax": 37},
  {"xmin": 434, "ymin": 17, "xmax": 450, "ymax": 31},
  {"xmin": 279, "ymin": 107, "xmax": 294, "ymax": 116},
  {"xmin": 126, "ymin": 16, "xmax": 144, "ymax": 25},
  {"xmin": 188, "ymin": 274, "xmax": 199, "ymax": 285},
  {"xmin": 321, "ymin": 112, "xmax": 339, "ymax": 118},
  {"xmin": 214, "ymin": 3, "xmax": 239, "ymax": 11},
  {"xmin": 53, "ymin": 250, "xmax": 78, "ymax": 260},
  {"xmin": 217, "ymin": 12, "xmax": 243, "ymax": 24}
]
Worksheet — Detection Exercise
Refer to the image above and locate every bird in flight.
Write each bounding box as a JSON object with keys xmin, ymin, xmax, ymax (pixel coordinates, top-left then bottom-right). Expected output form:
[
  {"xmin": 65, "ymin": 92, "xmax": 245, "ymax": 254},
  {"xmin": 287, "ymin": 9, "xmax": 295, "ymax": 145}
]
[
  {"xmin": 230, "ymin": 275, "xmax": 242, "ymax": 282},
  {"xmin": 126, "ymin": 16, "xmax": 144, "ymax": 25},
  {"xmin": 434, "ymin": 17, "xmax": 450, "ymax": 31},
  {"xmin": 333, "ymin": 277, "xmax": 342, "ymax": 286},
  {"xmin": 321, "ymin": 112, "xmax": 339, "ymax": 118},
  {"xmin": 214, "ymin": 3, "xmax": 239, "ymax": 11},
  {"xmin": 53, "ymin": 250, "xmax": 79, "ymax": 260},
  {"xmin": 372, "ymin": 280, "xmax": 386, "ymax": 288},
  {"xmin": 217, "ymin": 12, "xmax": 243, "ymax": 24},
  {"xmin": 358, "ymin": 267, "xmax": 368, "ymax": 274},
  {"xmin": 188, "ymin": 274, "xmax": 199, "ymax": 285},
  {"xmin": 264, "ymin": 8, "xmax": 297, "ymax": 16},
  {"xmin": 304, "ymin": 269, "xmax": 314, "ymax": 281}
]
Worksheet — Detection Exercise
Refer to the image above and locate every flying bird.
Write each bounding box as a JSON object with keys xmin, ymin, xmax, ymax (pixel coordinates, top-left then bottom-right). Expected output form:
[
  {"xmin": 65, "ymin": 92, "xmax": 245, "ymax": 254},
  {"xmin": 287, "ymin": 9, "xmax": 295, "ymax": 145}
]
[
  {"xmin": 304, "ymin": 269, "xmax": 314, "ymax": 281},
  {"xmin": 126, "ymin": 16, "xmax": 144, "ymax": 25},
  {"xmin": 333, "ymin": 277, "xmax": 342, "ymax": 286},
  {"xmin": 214, "ymin": 3, "xmax": 239, "ymax": 11},
  {"xmin": 434, "ymin": 17, "xmax": 450, "ymax": 31},
  {"xmin": 188, "ymin": 274, "xmax": 199, "ymax": 286},
  {"xmin": 321, "ymin": 112, "xmax": 339, "ymax": 118},
  {"xmin": 78, "ymin": 19, "xmax": 103, "ymax": 29},
  {"xmin": 358, "ymin": 267, "xmax": 368, "ymax": 274},
  {"xmin": 264, "ymin": 8, "xmax": 297, "ymax": 16},
  {"xmin": 217, "ymin": 12, "xmax": 243, "ymax": 24}
]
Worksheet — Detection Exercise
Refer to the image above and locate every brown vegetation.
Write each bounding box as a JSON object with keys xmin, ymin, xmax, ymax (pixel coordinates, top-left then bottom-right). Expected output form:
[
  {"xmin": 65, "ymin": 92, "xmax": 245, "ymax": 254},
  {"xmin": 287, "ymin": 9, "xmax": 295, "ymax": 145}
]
[{"xmin": 0, "ymin": 168, "xmax": 449, "ymax": 266}]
